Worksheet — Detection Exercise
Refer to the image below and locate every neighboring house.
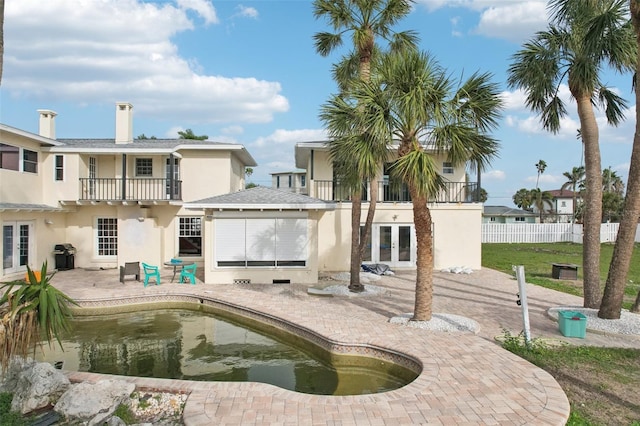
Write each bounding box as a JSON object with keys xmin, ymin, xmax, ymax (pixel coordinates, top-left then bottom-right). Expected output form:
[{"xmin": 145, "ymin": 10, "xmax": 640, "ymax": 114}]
[
  {"xmin": 1, "ymin": 103, "xmax": 257, "ymax": 282},
  {"xmin": 294, "ymin": 141, "xmax": 483, "ymax": 271},
  {"xmin": 270, "ymin": 170, "xmax": 307, "ymax": 194},
  {"xmin": 482, "ymin": 206, "xmax": 538, "ymax": 224},
  {"xmin": 530, "ymin": 189, "xmax": 581, "ymax": 223}
]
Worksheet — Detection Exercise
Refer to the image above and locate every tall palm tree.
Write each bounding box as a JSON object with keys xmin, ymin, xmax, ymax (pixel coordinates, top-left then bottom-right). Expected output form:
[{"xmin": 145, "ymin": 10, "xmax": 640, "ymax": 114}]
[
  {"xmin": 313, "ymin": 0, "xmax": 418, "ymax": 292},
  {"xmin": 0, "ymin": 0, "xmax": 4, "ymax": 85},
  {"xmin": 562, "ymin": 166, "xmax": 585, "ymax": 222},
  {"xmin": 507, "ymin": 0, "xmax": 635, "ymax": 308},
  {"xmin": 601, "ymin": 0, "xmax": 640, "ymax": 318},
  {"xmin": 535, "ymin": 159, "xmax": 547, "ymax": 189},
  {"xmin": 348, "ymin": 50, "xmax": 502, "ymax": 320}
]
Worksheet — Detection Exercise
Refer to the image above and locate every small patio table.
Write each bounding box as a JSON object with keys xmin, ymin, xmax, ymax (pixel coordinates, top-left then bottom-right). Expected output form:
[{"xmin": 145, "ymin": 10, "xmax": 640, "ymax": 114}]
[{"xmin": 164, "ymin": 259, "xmax": 194, "ymax": 282}]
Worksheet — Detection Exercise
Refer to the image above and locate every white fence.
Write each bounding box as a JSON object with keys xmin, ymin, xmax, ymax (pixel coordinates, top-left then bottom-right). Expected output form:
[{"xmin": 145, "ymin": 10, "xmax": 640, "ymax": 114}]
[{"xmin": 481, "ymin": 223, "xmax": 640, "ymax": 244}]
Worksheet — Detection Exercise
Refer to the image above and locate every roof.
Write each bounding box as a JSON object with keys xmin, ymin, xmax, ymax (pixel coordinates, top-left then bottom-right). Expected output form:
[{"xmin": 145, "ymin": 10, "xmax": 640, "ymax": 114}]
[
  {"xmin": 483, "ymin": 206, "xmax": 537, "ymax": 217},
  {"xmin": 0, "ymin": 124, "xmax": 64, "ymax": 147},
  {"xmin": 0, "ymin": 202, "xmax": 66, "ymax": 212},
  {"xmin": 269, "ymin": 170, "xmax": 307, "ymax": 176},
  {"xmin": 186, "ymin": 186, "xmax": 335, "ymax": 211},
  {"xmin": 44, "ymin": 138, "xmax": 257, "ymax": 166},
  {"xmin": 546, "ymin": 189, "xmax": 578, "ymax": 198}
]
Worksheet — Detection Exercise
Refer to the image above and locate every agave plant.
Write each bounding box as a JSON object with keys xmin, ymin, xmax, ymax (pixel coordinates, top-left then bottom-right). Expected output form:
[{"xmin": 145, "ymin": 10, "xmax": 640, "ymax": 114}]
[{"xmin": 0, "ymin": 261, "xmax": 77, "ymax": 373}]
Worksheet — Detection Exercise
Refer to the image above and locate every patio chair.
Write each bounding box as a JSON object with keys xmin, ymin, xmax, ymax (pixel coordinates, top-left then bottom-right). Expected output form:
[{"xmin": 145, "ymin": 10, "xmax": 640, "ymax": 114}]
[
  {"xmin": 179, "ymin": 263, "xmax": 197, "ymax": 285},
  {"xmin": 119, "ymin": 261, "xmax": 140, "ymax": 284},
  {"xmin": 142, "ymin": 262, "xmax": 161, "ymax": 287}
]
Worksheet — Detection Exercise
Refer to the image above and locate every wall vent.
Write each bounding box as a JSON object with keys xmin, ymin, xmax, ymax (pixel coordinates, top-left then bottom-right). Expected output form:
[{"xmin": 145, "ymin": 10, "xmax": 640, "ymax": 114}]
[
  {"xmin": 273, "ymin": 279, "xmax": 290, "ymax": 284},
  {"xmin": 233, "ymin": 279, "xmax": 251, "ymax": 285}
]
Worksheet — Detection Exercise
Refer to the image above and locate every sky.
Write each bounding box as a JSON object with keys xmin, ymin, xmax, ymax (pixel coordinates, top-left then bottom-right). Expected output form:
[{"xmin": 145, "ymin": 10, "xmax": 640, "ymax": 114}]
[{"xmin": 1, "ymin": 0, "xmax": 636, "ymax": 207}]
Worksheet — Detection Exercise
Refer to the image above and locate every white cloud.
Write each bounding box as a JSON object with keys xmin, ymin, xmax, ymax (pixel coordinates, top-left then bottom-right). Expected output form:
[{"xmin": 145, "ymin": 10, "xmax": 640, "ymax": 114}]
[
  {"xmin": 253, "ymin": 128, "xmax": 327, "ymax": 148},
  {"xmin": 236, "ymin": 5, "xmax": 259, "ymax": 19},
  {"xmin": 3, "ymin": 0, "xmax": 288, "ymax": 124},
  {"xmin": 483, "ymin": 170, "xmax": 506, "ymax": 181},
  {"xmin": 474, "ymin": 2, "xmax": 548, "ymax": 43},
  {"xmin": 176, "ymin": 0, "xmax": 218, "ymax": 25}
]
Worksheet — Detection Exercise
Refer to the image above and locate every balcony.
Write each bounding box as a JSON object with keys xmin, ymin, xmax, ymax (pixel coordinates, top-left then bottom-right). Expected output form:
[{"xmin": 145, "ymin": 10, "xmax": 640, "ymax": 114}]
[
  {"xmin": 79, "ymin": 178, "xmax": 182, "ymax": 201},
  {"xmin": 312, "ymin": 180, "xmax": 479, "ymax": 203}
]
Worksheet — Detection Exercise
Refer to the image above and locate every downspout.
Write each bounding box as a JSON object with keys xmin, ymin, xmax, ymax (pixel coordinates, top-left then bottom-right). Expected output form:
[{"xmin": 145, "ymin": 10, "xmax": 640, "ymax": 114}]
[
  {"xmin": 169, "ymin": 153, "xmax": 175, "ymax": 200},
  {"xmin": 122, "ymin": 154, "xmax": 127, "ymax": 200}
]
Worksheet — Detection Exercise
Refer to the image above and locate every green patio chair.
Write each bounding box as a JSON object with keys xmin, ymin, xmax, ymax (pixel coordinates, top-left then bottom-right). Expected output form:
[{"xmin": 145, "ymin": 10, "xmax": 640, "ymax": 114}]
[
  {"xmin": 142, "ymin": 262, "xmax": 161, "ymax": 287},
  {"xmin": 179, "ymin": 263, "xmax": 197, "ymax": 285}
]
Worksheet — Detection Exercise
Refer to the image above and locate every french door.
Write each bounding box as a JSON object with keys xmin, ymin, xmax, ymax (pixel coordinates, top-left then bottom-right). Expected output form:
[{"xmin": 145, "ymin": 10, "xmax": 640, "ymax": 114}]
[
  {"xmin": 361, "ymin": 224, "xmax": 415, "ymax": 268},
  {"xmin": 2, "ymin": 221, "xmax": 32, "ymax": 274}
]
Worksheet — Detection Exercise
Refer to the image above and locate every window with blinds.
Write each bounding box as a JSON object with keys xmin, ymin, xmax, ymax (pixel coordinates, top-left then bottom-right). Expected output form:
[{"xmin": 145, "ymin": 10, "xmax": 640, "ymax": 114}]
[{"xmin": 215, "ymin": 217, "xmax": 307, "ymax": 268}]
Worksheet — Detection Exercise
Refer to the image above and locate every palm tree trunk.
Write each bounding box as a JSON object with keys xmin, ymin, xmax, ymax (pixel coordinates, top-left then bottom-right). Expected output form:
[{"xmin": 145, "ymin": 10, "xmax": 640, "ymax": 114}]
[
  {"xmin": 359, "ymin": 179, "xmax": 378, "ymax": 260},
  {"xmin": 575, "ymin": 93, "xmax": 603, "ymax": 308},
  {"xmin": 599, "ymin": 5, "xmax": 640, "ymax": 317},
  {"xmin": 410, "ymin": 192, "xmax": 434, "ymax": 321},
  {"xmin": 349, "ymin": 190, "xmax": 364, "ymax": 292}
]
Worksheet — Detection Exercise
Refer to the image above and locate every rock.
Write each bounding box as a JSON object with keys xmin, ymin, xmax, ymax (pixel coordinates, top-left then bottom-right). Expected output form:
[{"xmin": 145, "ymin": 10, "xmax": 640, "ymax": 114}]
[
  {"xmin": 10, "ymin": 362, "xmax": 70, "ymax": 414},
  {"xmin": 105, "ymin": 417, "xmax": 127, "ymax": 426},
  {"xmin": 54, "ymin": 379, "xmax": 135, "ymax": 424},
  {"xmin": 0, "ymin": 356, "xmax": 37, "ymax": 393}
]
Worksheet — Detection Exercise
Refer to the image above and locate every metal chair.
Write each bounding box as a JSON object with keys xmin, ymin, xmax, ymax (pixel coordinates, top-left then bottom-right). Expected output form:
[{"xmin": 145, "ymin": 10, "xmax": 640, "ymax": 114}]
[
  {"xmin": 142, "ymin": 263, "xmax": 161, "ymax": 287},
  {"xmin": 179, "ymin": 263, "xmax": 197, "ymax": 284},
  {"xmin": 119, "ymin": 262, "xmax": 140, "ymax": 284}
]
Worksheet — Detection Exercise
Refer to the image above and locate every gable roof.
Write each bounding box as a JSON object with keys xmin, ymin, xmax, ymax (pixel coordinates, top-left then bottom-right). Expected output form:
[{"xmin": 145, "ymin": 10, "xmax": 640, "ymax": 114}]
[
  {"xmin": 483, "ymin": 206, "xmax": 537, "ymax": 217},
  {"xmin": 186, "ymin": 186, "xmax": 335, "ymax": 211},
  {"xmin": 43, "ymin": 138, "xmax": 257, "ymax": 166}
]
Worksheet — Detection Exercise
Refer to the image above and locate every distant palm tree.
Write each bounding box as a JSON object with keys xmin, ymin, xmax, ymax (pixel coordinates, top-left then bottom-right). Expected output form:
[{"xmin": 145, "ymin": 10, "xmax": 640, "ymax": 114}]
[
  {"xmin": 561, "ymin": 166, "xmax": 585, "ymax": 222},
  {"xmin": 531, "ymin": 188, "xmax": 554, "ymax": 222},
  {"xmin": 349, "ymin": 50, "xmax": 502, "ymax": 320},
  {"xmin": 507, "ymin": 0, "xmax": 635, "ymax": 308},
  {"xmin": 178, "ymin": 129, "xmax": 208, "ymax": 140},
  {"xmin": 602, "ymin": 166, "xmax": 624, "ymax": 195},
  {"xmin": 513, "ymin": 188, "xmax": 534, "ymax": 211},
  {"xmin": 535, "ymin": 159, "xmax": 547, "ymax": 189},
  {"xmin": 314, "ymin": 0, "xmax": 418, "ymax": 292}
]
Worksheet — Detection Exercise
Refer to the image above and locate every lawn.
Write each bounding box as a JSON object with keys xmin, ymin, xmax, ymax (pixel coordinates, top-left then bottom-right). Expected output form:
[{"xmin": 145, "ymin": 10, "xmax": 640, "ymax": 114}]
[
  {"xmin": 482, "ymin": 242, "xmax": 640, "ymax": 309},
  {"xmin": 484, "ymin": 242, "xmax": 640, "ymax": 425}
]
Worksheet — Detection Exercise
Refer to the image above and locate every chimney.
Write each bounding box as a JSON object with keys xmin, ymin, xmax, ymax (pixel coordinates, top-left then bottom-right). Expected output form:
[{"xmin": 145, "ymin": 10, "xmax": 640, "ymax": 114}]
[
  {"xmin": 37, "ymin": 110, "xmax": 57, "ymax": 139},
  {"xmin": 115, "ymin": 102, "xmax": 133, "ymax": 144}
]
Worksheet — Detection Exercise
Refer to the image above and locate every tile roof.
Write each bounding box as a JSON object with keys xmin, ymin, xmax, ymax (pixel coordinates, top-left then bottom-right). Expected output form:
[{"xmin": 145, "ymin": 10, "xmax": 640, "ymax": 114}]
[{"xmin": 186, "ymin": 186, "xmax": 335, "ymax": 211}]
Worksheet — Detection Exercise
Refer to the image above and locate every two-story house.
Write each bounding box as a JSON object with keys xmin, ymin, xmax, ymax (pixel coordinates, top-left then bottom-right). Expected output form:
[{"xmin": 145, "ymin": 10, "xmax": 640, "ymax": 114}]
[
  {"xmin": 293, "ymin": 141, "xmax": 483, "ymax": 271},
  {"xmin": 1, "ymin": 103, "xmax": 257, "ymax": 282}
]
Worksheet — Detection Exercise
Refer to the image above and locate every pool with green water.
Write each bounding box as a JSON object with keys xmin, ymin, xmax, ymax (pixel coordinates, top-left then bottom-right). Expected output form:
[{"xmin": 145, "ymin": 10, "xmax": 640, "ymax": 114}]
[{"xmin": 36, "ymin": 305, "xmax": 418, "ymax": 395}]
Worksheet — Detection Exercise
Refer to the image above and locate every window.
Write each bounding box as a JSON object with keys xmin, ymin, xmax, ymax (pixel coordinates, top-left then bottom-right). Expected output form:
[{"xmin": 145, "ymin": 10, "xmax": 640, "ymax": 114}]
[
  {"xmin": 515, "ymin": 217, "xmax": 525, "ymax": 222},
  {"xmin": 23, "ymin": 149, "xmax": 38, "ymax": 173},
  {"xmin": 489, "ymin": 217, "xmax": 496, "ymax": 222},
  {"xmin": 288, "ymin": 175, "xmax": 292, "ymax": 187},
  {"xmin": 179, "ymin": 217, "xmax": 201, "ymax": 256},
  {"xmin": 301, "ymin": 175, "xmax": 306, "ymax": 187},
  {"xmin": 97, "ymin": 218, "xmax": 118, "ymax": 256},
  {"xmin": 54, "ymin": 155, "xmax": 64, "ymax": 181},
  {"xmin": 442, "ymin": 162, "xmax": 454, "ymax": 174},
  {"xmin": 0, "ymin": 144, "xmax": 19, "ymax": 171},
  {"xmin": 215, "ymin": 217, "xmax": 307, "ymax": 267},
  {"xmin": 276, "ymin": 176, "xmax": 280, "ymax": 188},
  {"xmin": 136, "ymin": 158, "xmax": 153, "ymax": 176},
  {"xmin": 561, "ymin": 201, "xmax": 566, "ymax": 207}
]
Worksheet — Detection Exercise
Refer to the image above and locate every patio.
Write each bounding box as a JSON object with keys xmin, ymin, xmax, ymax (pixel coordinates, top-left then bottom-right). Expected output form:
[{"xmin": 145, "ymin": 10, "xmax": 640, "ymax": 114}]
[{"xmin": 45, "ymin": 266, "xmax": 633, "ymax": 425}]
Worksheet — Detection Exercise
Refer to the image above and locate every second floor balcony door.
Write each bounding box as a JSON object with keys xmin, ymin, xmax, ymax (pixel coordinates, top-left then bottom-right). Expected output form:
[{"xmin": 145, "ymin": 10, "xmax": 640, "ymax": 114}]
[
  {"xmin": 88, "ymin": 157, "xmax": 97, "ymax": 198},
  {"xmin": 165, "ymin": 158, "xmax": 179, "ymax": 199}
]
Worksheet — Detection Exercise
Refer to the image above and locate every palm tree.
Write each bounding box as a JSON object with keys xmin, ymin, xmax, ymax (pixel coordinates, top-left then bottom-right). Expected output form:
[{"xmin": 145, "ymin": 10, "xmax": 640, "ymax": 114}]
[
  {"xmin": 513, "ymin": 188, "xmax": 534, "ymax": 211},
  {"xmin": 535, "ymin": 159, "xmax": 547, "ymax": 189},
  {"xmin": 348, "ymin": 50, "xmax": 502, "ymax": 320},
  {"xmin": 507, "ymin": 0, "xmax": 635, "ymax": 308},
  {"xmin": 313, "ymin": 0, "xmax": 418, "ymax": 292},
  {"xmin": 177, "ymin": 129, "xmax": 208, "ymax": 140},
  {"xmin": 530, "ymin": 188, "xmax": 554, "ymax": 222},
  {"xmin": 602, "ymin": 166, "xmax": 625, "ymax": 194},
  {"xmin": 601, "ymin": 0, "xmax": 640, "ymax": 318},
  {"xmin": 0, "ymin": 0, "xmax": 4, "ymax": 85},
  {"xmin": 562, "ymin": 166, "xmax": 585, "ymax": 222}
]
